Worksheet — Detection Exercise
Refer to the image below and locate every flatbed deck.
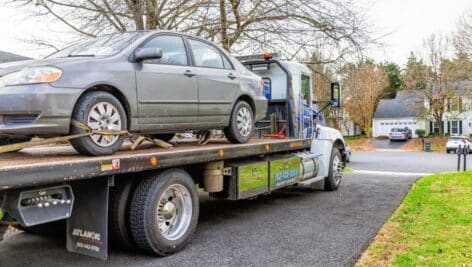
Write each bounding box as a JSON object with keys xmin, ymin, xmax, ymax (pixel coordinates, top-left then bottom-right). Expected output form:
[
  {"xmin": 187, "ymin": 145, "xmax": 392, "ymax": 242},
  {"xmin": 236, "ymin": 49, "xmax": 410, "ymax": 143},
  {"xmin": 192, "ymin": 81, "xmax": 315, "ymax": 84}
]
[{"xmin": 0, "ymin": 138, "xmax": 311, "ymax": 191}]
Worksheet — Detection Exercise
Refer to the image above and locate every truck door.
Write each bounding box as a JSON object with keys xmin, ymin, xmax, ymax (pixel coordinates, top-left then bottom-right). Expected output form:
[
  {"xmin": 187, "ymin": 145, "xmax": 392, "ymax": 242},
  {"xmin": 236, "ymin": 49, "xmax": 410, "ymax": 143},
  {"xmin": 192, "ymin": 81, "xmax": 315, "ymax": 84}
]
[{"xmin": 135, "ymin": 34, "xmax": 198, "ymax": 126}]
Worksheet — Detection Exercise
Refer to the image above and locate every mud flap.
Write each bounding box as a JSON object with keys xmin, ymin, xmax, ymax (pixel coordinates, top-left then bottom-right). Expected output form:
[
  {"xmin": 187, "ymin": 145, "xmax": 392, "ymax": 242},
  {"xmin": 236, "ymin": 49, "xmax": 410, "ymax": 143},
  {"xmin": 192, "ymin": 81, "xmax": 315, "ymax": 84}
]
[{"xmin": 66, "ymin": 177, "xmax": 110, "ymax": 260}]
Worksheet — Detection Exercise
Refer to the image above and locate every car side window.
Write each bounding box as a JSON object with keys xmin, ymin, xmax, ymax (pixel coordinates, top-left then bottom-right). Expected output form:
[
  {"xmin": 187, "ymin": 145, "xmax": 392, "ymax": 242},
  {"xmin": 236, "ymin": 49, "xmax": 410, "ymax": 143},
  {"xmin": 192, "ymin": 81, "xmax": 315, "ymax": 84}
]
[
  {"xmin": 189, "ymin": 39, "xmax": 226, "ymax": 69},
  {"xmin": 222, "ymin": 55, "xmax": 233, "ymax": 70},
  {"xmin": 142, "ymin": 35, "xmax": 188, "ymax": 66}
]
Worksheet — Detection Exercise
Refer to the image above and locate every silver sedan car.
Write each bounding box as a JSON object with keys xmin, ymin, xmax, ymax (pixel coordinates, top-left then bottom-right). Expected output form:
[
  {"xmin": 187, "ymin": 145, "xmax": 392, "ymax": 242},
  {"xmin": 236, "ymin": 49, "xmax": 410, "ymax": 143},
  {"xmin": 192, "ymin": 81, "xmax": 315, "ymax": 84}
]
[{"xmin": 0, "ymin": 31, "xmax": 267, "ymax": 155}]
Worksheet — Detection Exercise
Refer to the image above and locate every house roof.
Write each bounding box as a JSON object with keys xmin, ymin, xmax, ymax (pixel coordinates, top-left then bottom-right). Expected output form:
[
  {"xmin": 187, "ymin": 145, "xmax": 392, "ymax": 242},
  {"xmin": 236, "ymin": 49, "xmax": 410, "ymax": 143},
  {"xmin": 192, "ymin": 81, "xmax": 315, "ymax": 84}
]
[
  {"xmin": 0, "ymin": 51, "xmax": 31, "ymax": 63},
  {"xmin": 374, "ymin": 90, "xmax": 425, "ymax": 119}
]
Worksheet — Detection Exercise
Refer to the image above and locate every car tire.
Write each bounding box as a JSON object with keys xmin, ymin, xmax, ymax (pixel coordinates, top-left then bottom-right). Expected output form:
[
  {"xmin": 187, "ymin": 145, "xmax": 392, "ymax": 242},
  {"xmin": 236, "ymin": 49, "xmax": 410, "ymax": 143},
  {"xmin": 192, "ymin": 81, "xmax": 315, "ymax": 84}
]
[
  {"xmin": 129, "ymin": 169, "xmax": 199, "ymax": 256},
  {"xmin": 324, "ymin": 147, "xmax": 343, "ymax": 191},
  {"xmin": 70, "ymin": 91, "xmax": 127, "ymax": 156},
  {"xmin": 109, "ymin": 178, "xmax": 137, "ymax": 249},
  {"xmin": 224, "ymin": 101, "xmax": 254, "ymax": 144},
  {"xmin": 151, "ymin": 134, "xmax": 175, "ymax": 142}
]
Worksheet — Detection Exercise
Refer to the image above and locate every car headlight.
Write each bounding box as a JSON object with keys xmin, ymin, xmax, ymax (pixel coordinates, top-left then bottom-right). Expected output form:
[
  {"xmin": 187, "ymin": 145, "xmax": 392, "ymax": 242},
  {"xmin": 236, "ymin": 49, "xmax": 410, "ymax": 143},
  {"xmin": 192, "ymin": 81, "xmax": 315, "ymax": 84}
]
[{"xmin": 0, "ymin": 66, "xmax": 62, "ymax": 87}]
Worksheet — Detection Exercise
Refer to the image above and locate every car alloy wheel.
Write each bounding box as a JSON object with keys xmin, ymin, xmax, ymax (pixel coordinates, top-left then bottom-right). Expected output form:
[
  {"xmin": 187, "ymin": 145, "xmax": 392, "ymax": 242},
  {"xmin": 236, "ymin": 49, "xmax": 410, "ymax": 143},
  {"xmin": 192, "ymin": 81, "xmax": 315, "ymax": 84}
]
[
  {"xmin": 87, "ymin": 102, "xmax": 122, "ymax": 147},
  {"xmin": 236, "ymin": 106, "xmax": 253, "ymax": 137}
]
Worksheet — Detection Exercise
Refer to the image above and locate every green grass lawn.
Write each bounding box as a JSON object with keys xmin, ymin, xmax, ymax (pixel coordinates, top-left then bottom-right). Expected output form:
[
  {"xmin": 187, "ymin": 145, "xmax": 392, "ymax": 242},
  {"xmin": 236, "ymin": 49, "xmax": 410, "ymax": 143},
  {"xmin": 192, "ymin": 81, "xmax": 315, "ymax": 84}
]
[
  {"xmin": 344, "ymin": 166, "xmax": 354, "ymax": 173},
  {"xmin": 344, "ymin": 135, "xmax": 367, "ymax": 144},
  {"xmin": 357, "ymin": 172, "xmax": 472, "ymax": 266}
]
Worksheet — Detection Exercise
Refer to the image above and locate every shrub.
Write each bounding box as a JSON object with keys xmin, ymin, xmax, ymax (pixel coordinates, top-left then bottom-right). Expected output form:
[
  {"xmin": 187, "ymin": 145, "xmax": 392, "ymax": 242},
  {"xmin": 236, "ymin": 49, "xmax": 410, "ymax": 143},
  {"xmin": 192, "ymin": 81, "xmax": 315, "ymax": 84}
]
[{"xmin": 415, "ymin": 129, "xmax": 426, "ymax": 138}]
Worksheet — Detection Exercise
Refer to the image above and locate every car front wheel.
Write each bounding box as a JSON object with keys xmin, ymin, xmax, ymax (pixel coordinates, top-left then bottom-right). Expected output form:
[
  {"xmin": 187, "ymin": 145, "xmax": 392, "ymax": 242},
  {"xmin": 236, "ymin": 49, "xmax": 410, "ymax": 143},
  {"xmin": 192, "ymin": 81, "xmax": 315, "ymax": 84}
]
[
  {"xmin": 70, "ymin": 91, "xmax": 127, "ymax": 156},
  {"xmin": 224, "ymin": 101, "xmax": 254, "ymax": 144}
]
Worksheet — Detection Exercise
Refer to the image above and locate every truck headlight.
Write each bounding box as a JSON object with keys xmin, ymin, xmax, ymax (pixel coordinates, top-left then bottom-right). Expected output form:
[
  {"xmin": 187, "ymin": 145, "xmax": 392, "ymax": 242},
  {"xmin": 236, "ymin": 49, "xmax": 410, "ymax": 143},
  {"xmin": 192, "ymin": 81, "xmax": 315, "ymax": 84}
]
[{"xmin": 0, "ymin": 67, "xmax": 62, "ymax": 87}]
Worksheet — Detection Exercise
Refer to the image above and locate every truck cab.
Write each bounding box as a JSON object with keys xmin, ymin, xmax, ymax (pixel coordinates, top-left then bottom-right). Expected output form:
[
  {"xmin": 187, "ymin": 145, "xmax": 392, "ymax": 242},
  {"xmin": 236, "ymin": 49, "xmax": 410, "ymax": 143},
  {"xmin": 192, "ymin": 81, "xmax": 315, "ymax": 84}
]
[{"xmin": 239, "ymin": 53, "xmax": 320, "ymax": 139}]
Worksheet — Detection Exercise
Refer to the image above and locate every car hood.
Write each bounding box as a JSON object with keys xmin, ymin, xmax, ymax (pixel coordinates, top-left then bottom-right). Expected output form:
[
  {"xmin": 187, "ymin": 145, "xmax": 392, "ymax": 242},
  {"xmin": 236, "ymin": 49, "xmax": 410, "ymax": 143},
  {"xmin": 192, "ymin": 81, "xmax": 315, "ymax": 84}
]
[{"xmin": 0, "ymin": 57, "xmax": 101, "ymax": 76}]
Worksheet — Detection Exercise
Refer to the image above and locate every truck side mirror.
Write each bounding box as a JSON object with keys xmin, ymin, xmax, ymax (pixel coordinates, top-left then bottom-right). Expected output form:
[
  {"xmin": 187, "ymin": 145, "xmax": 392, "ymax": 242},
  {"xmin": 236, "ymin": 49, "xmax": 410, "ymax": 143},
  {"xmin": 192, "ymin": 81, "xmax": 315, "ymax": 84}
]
[{"xmin": 330, "ymin": 82, "xmax": 341, "ymax": 108}]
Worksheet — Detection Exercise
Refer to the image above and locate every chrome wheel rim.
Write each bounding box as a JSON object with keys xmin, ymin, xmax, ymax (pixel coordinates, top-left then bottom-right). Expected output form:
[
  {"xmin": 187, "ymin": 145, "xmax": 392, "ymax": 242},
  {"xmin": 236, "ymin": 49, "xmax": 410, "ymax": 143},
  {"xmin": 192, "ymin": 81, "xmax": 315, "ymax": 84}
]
[
  {"xmin": 87, "ymin": 102, "xmax": 122, "ymax": 147},
  {"xmin": 156, "ymin": 184, "xmax": 192, "ymax": 241},
  {"xmin": 332, "ymin": 155, "xmax": 343, "ymax": 186},
  {"xmin": 236, "ymin": 106, "xmax": 252, "ymax": 137}
]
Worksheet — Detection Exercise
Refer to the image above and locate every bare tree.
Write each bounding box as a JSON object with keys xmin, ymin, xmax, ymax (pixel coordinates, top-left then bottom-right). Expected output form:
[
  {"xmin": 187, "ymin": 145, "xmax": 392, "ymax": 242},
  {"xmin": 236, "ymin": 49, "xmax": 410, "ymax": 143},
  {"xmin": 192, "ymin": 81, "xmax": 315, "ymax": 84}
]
[
  {"xmin": 342, "ymin": 60, "xmax": 388, "ymax": 137},
  {"xmin": 4, "ymin": 0, "xmax": 375, "ymax": 61},
  {"xmin": 455, "ymin": 9, "xmax": 472, "ymax": 55},
  {"xmin": 417, "ymin": 34, "xmax": 455, "ymax": 135}
]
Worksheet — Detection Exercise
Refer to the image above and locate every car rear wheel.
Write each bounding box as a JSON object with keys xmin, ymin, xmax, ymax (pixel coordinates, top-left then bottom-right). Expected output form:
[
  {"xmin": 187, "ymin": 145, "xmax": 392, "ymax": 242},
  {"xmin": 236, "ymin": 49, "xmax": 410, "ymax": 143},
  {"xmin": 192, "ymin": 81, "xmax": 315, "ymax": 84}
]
[
  {"xmin": 70, "ymin": 91, "xmax": 127, "ymax": 156},
  {"xmin": 224, "ymin": 101, "xmax": 254, "ymax": 144}
]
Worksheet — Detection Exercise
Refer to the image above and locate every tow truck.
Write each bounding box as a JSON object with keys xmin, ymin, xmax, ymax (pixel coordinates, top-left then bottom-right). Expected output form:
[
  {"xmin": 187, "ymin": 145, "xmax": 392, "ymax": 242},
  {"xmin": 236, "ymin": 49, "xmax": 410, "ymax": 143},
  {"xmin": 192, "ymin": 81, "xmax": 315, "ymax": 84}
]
[{"xmin": 0, "ymin": 54, "xmax": 346, "ymax": 260}]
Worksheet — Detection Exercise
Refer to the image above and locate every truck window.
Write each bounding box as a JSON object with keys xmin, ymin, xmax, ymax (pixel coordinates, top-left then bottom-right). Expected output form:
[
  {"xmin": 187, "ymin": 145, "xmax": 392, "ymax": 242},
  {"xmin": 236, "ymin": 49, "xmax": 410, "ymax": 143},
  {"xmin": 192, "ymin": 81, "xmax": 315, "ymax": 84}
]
[{"xmin": 301, "ymin": 75, "xmax": 311, "ymax": 102}]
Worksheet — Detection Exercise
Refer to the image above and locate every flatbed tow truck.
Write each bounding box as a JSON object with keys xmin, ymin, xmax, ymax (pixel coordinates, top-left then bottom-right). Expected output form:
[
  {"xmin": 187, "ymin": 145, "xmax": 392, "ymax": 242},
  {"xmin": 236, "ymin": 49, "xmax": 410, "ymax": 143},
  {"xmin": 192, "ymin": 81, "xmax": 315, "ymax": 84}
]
[{"xmin": 0, "ymin": 54, "xmax": 346, "ymax": 260}]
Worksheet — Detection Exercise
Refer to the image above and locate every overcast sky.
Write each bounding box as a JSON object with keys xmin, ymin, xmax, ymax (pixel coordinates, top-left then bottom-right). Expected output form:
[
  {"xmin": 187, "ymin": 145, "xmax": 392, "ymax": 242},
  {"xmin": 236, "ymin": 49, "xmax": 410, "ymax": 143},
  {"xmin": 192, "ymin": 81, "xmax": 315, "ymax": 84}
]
[{"xmin": 1, "ymin": 0, "xmax": 472, "ymax": 66}]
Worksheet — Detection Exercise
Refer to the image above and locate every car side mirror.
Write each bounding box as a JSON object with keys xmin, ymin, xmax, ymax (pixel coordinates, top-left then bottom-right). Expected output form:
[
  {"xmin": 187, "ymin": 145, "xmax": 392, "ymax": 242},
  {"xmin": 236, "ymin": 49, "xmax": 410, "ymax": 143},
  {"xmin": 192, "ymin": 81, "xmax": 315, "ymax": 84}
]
[
  {"xmin": 135, "ymin": 48, "xmax": 163, "ymax": 62},
  {"xmin": 330, "ymin": 82, "xmax": 341, "ymax": 108}
]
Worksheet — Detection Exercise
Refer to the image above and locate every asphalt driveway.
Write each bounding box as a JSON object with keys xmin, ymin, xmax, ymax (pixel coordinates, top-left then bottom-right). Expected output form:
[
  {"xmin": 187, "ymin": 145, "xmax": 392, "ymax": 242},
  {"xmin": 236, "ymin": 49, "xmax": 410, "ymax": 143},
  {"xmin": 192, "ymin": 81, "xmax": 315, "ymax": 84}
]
[{"xmin": 1, "ymin": 151, "xmax": 460, "ymax": 267}]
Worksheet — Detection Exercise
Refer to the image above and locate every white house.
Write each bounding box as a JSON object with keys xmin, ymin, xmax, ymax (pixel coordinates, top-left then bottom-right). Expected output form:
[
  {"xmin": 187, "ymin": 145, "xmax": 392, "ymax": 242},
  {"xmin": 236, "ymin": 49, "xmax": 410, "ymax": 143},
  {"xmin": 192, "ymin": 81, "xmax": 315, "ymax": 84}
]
[
  {"xmin": 373, "ymin": 81, "xmax": 472, "ymax": 138},
  {"xmin": 430, "ymin": 81, "xmax": 472, "ymax": 136},
  {"xmin": 372, "ymin": 91, "xmax": 427, "ymax": 138}
]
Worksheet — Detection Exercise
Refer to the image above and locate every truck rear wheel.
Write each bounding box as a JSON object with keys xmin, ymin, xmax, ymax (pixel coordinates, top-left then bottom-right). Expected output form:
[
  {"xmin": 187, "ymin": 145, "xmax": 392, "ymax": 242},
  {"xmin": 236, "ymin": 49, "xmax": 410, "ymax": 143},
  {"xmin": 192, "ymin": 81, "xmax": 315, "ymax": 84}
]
[
  {"xmin": 324, "ymin": 147, "xmax": 343, "ymax": 191},
  {"xmin": 129, "ymin": 169, "xmax": 199, "ymax": 256},
  {"xmin": 109, "ymin": 179, "xmax": 137, "ymax": 249}
]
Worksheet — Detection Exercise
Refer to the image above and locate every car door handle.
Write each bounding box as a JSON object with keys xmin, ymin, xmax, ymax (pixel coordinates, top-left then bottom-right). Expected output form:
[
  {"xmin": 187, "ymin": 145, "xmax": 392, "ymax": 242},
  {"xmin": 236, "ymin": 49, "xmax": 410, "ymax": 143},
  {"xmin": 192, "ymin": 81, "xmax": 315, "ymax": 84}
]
[
  {"xmin": 184, "ymin": 70, "xmax": 196, "ymax": 77},
  {"xmin": 227, "ymin": 73, "xmax": 237, "ymax": 80}
]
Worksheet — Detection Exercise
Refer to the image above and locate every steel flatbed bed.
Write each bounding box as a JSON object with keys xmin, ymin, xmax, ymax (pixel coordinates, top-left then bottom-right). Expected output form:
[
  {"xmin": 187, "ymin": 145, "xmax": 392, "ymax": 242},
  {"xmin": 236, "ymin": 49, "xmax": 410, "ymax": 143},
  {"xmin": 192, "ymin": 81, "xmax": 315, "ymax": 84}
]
[{"xmin": 0, "ymin": 138, "xmax": 311, "ymax": 191}]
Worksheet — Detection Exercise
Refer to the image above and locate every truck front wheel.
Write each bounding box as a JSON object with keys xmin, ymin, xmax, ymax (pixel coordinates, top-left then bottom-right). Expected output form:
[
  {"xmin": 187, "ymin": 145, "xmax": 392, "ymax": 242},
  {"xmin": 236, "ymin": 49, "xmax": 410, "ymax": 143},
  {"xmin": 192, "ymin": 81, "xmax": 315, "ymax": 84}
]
[
  {"xmin": 129, "ymin": 169, "xmax": 199, "ymax": 256},
  {"xmin": 324, "ymin": 148, "xmax": 343, "ymax": 191}
]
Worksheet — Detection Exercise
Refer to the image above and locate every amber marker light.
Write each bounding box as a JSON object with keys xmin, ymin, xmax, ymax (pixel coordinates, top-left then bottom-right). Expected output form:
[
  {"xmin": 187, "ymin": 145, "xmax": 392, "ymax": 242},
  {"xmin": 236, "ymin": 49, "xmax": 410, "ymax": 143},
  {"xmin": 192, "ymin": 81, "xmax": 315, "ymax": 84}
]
[
  {"xmin": 150, "ymin": 156, "xmax": 158, "ymax": 166},
  {"xmin": 262, "ymin": 52, "xmax": 272, "ymax": 60}
]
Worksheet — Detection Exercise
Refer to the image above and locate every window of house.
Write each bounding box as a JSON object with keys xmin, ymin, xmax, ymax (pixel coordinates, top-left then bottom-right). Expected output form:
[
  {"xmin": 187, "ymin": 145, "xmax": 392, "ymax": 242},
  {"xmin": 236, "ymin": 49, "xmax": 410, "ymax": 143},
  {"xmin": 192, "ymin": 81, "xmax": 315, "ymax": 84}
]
[
  {"xmin": 449, "ymin": 97, "xmax": 462, "ymax": 111},
  {"xmin": 142, "ymin": 35, "xmax": 188, "ymax": 66},
  {"xmin": 451, "ymin": 121, "xmax": 459, "ymax": 134}
]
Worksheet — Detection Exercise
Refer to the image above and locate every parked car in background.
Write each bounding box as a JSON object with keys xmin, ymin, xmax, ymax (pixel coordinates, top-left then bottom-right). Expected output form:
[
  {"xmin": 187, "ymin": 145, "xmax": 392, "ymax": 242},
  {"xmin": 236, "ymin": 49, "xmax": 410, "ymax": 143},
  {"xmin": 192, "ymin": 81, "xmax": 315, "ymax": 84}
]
[
  {"xmin": 0, "ymin": 31, "xmax": 267, "ymax": 155},
  {"xmin": 389, "ymin": 127, "xmax": 412, "ymax": 141},
  {"xmin": 446, "ymin": 136, "xmax": 472, "ymax": 154}
]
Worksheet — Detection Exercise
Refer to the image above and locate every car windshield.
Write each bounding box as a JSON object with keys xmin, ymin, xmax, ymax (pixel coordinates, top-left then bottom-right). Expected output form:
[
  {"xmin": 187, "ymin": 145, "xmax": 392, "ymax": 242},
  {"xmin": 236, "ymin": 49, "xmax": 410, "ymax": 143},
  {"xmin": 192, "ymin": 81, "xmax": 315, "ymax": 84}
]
[
  {"xmin": 47, "ymin": 32, "xmax": 146, "ymax": 59},
  {"xmin": 391, "ymin": 128, "xmax": 404, "ymax": 132},
  {"xmin": 449, "ymin": 137, "xmax": 466, "ymax": 141}
]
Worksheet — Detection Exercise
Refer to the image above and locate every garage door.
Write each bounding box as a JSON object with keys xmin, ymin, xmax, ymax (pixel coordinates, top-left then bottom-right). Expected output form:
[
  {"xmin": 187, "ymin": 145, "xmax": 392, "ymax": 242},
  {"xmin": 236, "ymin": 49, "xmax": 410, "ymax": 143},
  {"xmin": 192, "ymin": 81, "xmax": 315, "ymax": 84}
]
[{"xmin": 374, "ymin": 119, "xmax": 422, "ymax": 138}]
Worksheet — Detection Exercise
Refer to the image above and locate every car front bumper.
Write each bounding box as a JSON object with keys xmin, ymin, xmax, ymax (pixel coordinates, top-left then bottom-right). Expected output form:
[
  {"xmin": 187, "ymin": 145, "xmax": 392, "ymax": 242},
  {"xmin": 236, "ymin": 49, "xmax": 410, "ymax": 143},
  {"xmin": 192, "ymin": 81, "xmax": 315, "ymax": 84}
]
[{"xmin": 0, "ymin": 84, "xmax": 84, "ymax": 137}]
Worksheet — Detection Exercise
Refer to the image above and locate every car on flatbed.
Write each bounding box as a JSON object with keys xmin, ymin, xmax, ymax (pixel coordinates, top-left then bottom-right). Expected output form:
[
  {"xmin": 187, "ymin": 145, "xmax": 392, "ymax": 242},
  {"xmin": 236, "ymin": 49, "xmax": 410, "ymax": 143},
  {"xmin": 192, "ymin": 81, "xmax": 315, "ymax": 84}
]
[{"xmin": 0, "ymin": 31, "xmax": 267, "ymax": 156}]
